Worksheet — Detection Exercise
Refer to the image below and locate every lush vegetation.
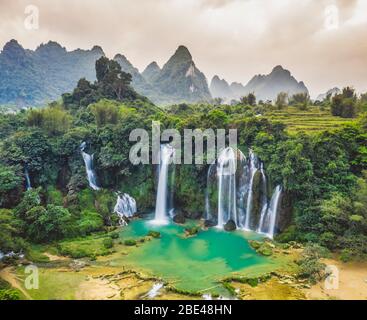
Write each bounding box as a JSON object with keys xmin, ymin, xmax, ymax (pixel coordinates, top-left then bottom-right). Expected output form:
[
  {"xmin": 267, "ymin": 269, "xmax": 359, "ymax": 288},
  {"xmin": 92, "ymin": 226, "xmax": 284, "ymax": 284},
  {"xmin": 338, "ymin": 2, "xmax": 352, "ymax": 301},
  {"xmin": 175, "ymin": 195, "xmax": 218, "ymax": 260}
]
[{"xmin": 1, "ymin": 56, "xmax": 367, "ymax": 265}]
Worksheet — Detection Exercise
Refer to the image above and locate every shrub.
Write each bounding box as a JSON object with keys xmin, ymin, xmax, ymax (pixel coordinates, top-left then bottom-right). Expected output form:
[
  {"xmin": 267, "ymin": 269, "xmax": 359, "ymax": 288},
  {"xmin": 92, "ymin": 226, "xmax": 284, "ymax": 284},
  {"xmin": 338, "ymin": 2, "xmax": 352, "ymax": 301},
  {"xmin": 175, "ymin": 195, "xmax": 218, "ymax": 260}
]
[
  {"xmin": 124, "ymin": 239, "xmax": 137, "ymax": 246},
  {"xmin": 103, "ymin": 237, "xmax": 113, "ymax": 249},
  {"xmin": 339, "ymin": 249, "xmax": 353, "ymax": 263},
  {"xmin": 147, "ymin": 231, "xmax": 161, "ymax": 238},
  {"xmin": 0, "ymin": 289, "xmax": 20, "ymax": 300}
]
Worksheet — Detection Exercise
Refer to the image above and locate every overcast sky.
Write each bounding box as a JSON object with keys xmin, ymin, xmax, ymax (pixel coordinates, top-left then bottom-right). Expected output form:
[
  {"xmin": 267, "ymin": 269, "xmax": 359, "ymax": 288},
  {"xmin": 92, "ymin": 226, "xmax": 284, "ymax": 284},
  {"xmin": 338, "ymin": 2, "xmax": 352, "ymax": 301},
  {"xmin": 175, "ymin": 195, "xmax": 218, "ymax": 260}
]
[{"xmin": 0, "ymin": 0, "xmax": 366, "ymax": 97}]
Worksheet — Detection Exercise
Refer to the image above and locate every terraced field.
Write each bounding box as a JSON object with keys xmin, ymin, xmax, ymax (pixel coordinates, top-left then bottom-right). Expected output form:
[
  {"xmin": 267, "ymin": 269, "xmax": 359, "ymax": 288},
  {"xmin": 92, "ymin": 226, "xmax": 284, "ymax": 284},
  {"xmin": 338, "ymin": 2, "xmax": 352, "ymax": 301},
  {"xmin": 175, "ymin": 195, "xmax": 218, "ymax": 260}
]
[{"xmin": 266, "ymin": 107, "xmax": 354, "ymax": 134}]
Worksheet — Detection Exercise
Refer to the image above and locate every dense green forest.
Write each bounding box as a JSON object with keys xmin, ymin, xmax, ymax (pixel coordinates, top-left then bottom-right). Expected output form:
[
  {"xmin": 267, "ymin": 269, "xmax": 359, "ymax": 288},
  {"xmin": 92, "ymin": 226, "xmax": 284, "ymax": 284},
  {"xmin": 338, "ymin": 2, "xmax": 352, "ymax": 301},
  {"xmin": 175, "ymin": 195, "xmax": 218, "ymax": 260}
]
[{"xmin": 1, "ymin": 56, "xmax": 367, "ymax": 266}]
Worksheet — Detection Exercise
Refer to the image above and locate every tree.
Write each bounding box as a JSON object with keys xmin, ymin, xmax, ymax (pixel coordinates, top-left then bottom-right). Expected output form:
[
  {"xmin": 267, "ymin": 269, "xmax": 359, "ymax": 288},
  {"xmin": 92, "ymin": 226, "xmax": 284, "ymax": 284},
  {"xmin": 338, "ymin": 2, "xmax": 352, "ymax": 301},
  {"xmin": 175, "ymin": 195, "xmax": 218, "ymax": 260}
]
[
  {"xmin": 0, "ymin": 165, "xmax": 22, "ymax": 206},
  {"xmin": 89, "ymin": 99, "xmax": 120, "ymax": 127},
  {"xmin": 331, "ymin": 87, "xmax": 357, "ymax": 118},
  {"xmin": 240, "ymin": 93, "xmax": 256, "ymax": 106},
  {"xmin": 290, "ymin": 93, "xmax": 310, "ymax": 110},
  {"xmin": 275, "ymin": 92, "xmax": 288, "ymax": 109}
]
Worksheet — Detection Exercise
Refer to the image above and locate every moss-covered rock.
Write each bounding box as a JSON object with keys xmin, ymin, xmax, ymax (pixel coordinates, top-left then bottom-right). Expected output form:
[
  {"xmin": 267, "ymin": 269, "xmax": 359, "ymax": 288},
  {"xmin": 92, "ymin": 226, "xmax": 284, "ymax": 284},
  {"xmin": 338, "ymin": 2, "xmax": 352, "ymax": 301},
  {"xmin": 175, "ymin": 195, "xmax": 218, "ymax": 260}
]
[{"xmin": 147, "ymin": 230, "xmax": 161, "ymax": 238}]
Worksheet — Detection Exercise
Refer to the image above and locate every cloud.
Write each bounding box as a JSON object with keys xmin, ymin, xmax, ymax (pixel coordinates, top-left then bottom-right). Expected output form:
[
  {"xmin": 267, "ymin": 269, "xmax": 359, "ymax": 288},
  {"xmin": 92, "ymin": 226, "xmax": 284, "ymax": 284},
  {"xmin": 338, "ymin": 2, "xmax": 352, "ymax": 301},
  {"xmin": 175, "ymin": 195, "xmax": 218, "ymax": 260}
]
[{"xmin": 0, "ymin": 0, "xmax": 366, "ymax": 97}]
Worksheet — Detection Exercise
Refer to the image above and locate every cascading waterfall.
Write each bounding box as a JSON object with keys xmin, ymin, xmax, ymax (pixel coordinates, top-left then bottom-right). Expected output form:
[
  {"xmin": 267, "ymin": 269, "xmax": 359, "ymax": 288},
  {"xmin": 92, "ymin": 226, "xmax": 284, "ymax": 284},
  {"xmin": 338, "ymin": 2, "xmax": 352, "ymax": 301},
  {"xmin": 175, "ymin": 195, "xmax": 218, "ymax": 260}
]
[
  {"xmin": 257, "ymin": 163, "xmax": 269, "ymax": 233},
  {"xmin": 24, "ymin": 167, "xmax": 32, "ymax": 190},
  {"xmin": 205, "ymin": 163, "xmax": 216, "ymax": 221},
  {"xmin": 244, "ymin": 150, "xmax": 258, "ymax": 230},
  {"xmin": 114, "ymin": 193, "xmax": 137, "ymax": 226},
  {"xmin": 258, "ymin": 186, "xmax": 282, "ymax": 239},
  {"xmin": 217, "ymin": 147, "xmax": 238, "ymax": 228},
  {"xmin": 80, "ymin": 142, "xmax": 100, "ymax": 191},
  {"xmin": 153, "ymin": 144, "xmax": 175, "ymax": 225},
  {"xmin": 206, "ymin": 147, "xmax": 282, "ymax": 238}
]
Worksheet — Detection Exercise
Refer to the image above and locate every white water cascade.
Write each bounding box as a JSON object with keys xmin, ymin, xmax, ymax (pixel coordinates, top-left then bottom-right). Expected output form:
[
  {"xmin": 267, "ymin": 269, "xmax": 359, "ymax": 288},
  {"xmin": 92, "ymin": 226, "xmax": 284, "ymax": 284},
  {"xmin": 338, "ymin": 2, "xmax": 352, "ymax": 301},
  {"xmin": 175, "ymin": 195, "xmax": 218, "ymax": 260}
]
[
  {"xmin": 114, "ymin": 193, "xmax": 137, "ymax": 226},
  {"xmin": 217, "ymin": 147, "xmax": 238, "ymax": 228},
  {"xmin": 153, "ymin": 144, "xmax": 175, "ymax": 225},
  {"xmin": 258, "ymin": 185, "xmax": 282, "ymax": 239},
  {"xmin": 24, "ymin": 167, "xmax": 32, "ymax": 190},
  {"xmin": 244, "ymin": 150, "xmax": 258, "ymax": 230},
  {"xmin": 206, "ymin": 147, "xmax": 283, "ymax": 238},
  {"xmin": 80, "ymin": 142, "xmax": 100, "ymax": 191}
]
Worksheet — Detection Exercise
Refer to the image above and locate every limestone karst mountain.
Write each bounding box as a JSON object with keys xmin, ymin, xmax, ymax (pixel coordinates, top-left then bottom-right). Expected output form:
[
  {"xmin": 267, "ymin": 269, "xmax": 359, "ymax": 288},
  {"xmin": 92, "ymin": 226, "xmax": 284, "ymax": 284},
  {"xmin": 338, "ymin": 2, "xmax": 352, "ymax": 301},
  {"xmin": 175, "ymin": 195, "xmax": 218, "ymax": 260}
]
[
  {"xmin": 142, "ymin": 61, "xmax": 161, "ymax": 83},
  {"xmin": 210, "ymin": 76, "xmax": 233, "ymax": 101},
  {"xmin": 0, "ymin": 40, "xmax": 308, "ymax": 107},
  {"xmin": 0, "ymin": 39, "xmax": 104, "ymax": 107}
]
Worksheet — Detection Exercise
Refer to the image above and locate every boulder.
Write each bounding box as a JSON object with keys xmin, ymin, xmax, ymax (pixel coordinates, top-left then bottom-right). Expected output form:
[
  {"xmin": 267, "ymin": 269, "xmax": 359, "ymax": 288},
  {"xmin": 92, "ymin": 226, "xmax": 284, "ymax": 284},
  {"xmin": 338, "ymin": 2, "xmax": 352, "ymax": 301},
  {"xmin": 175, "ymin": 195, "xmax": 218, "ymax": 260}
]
[{"xmin": 224, "ymin": 219, "xmax": 236, "ymax": 232}]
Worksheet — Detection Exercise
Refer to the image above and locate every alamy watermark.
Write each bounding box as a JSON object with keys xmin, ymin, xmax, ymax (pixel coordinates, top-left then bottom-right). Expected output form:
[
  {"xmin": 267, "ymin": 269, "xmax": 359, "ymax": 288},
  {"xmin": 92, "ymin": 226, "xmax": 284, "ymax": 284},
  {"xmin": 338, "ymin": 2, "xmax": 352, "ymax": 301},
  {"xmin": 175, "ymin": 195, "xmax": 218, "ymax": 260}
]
[
  {"xmin": 129, "ymin": 121, "xmax": 238, "ymax": 166},
  {"xmin": 24, "ymin": 5, "xmax": 39, "ymax": 30},
  {"xmin": 324, "ymin": 4, "xmax": 339, "ymax": 30},
  {"xmin": 25, "ymin": 265, "xmax": 39, "ymax": 290},
  {"xmin": 324, "ymin": 265, "xmax": 339, "ymax": 290}
]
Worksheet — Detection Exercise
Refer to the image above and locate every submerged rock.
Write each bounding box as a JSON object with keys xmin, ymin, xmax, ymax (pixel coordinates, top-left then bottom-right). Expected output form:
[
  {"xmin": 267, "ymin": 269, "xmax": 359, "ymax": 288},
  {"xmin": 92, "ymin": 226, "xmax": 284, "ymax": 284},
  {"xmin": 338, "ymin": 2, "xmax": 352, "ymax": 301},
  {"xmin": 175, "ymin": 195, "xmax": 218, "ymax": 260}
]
[
  {"xmin": 204, "ymin": 219, "xmax": 217, "ymax": 228},
  {"xmin": 224, "ymin": 219, "xmax": 236, "ymax": 232}
]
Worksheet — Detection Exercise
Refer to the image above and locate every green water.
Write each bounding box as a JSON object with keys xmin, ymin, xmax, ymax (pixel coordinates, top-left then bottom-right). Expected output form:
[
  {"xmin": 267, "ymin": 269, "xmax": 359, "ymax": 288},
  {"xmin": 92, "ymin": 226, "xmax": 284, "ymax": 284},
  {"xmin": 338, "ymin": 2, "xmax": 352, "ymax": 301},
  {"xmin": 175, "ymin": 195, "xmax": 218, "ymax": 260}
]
[{"xmin": 117, "ymin": 219, "xmax": 279, "ymax": 293}]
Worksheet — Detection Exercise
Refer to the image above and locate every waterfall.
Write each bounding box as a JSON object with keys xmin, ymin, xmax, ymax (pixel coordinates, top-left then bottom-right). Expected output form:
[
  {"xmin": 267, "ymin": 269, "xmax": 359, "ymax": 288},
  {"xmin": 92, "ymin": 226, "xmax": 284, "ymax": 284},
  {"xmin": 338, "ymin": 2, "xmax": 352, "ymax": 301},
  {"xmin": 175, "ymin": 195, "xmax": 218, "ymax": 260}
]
[
  {"xmin": 114, "ymin": 193, "xmax": 137, "ymax": 226},
  {"xmin": 153, "ymin": 144, "xmax": 175, "ymax": 225},
  {"xmin": 206, "ymin": 147, "xmax": 282, "ymax": 238},
  {"xmin": 268, "ymin": 186, "xmax": 282, "ymax": 238},
  {"xmin": 257, "ymin": 163, "xmax": 268, "ymax": 233},
  {"xmin": 258, "ymin": 186, "xmax": 282, "ymax": 238},
  {"xmin": 80, "ymin": 142, "xmax": 100, "ymax": 191},
  {"xmin": 24, "ymin": 167, "xmax": 32, "ymax": 190},
  {"xmin": 244, "ymin": 150, "xmax": 258, "ymax": 230},
  {"xmin": 217, "ymin": 147, "xmax": 237, "ymax": 228},
  {"xmin": 205, "ymin": 163, "xmax": 216, "ymax": 221}
]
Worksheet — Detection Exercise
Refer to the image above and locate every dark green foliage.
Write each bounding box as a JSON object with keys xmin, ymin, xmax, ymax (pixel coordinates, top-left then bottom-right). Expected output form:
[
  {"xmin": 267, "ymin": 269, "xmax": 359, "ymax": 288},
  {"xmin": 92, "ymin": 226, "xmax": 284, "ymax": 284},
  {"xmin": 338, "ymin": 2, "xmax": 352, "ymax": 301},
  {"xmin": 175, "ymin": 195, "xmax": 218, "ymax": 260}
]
[
  {"xmin": 124, "ymin": 239, "xmax": 137, "ymax": 246},
  {"xmin": 331, "ymin": 87, "xmax": 358, "ymax": 118},
  {"xmin": 0, "ymin": 289, "xmax": 21, "ymax": 300},
  {"xmin": 102, "ymin": 237, "xmax": 114, "ymax": 249}
]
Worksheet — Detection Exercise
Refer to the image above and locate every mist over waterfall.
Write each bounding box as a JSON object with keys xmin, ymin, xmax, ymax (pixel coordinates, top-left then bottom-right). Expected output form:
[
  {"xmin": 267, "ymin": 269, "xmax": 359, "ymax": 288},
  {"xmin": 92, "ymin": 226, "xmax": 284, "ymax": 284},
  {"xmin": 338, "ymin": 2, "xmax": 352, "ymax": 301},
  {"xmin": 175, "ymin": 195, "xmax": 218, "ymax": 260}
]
[
  {"xmin": 153, "ymin": 144, "xmax": 175, "ymax": 225},
  {"xmin": 114, "ymin": 193, "xmax": 137, "ymax": 226},
  {"xmin": 206, "ymin": 147, "xmax": 282, "ymax": 238},
  {"xmin": 80, "ymin": 142, "xmax": 100, "ymax": 191},
  {"xmin": 24, "ymin": 166, "xmax": 32, "ymax": 190}
]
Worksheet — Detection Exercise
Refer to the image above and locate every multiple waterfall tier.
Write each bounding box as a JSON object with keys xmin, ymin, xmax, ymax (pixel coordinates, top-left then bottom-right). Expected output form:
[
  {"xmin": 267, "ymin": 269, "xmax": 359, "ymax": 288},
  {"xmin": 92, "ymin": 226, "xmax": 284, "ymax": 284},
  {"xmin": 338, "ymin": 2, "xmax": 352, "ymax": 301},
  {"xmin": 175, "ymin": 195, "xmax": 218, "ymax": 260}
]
[
  {"xmin": 80, "ymin": 142, "xmax": 137, "ymax": 224},
  {"xmin": 79, "ymin": 141, "xmax": 281, "ymax": 237},
  {"xmin": 206, "ymin": 147, "xmax": 282, "ymax": 238}
]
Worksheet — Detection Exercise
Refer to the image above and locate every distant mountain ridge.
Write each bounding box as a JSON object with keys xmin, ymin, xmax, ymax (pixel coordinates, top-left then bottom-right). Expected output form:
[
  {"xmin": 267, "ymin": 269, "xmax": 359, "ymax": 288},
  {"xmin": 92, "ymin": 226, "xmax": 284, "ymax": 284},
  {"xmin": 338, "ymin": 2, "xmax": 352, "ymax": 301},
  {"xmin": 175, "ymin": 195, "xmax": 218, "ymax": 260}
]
[
  {"xmin": 0, "ymin": 40, "xmax": 212, "ymax": 107},
  {"xmin": 0, "ymin": 39, "xmax": 310, "ymax": 107},
  {"xmin": 210, "ymin": 65, "xmax": 309, "ymax": 102},
  {"xmin": 0, "ymin": 40, "xmax": 104, "ymax": 107}
]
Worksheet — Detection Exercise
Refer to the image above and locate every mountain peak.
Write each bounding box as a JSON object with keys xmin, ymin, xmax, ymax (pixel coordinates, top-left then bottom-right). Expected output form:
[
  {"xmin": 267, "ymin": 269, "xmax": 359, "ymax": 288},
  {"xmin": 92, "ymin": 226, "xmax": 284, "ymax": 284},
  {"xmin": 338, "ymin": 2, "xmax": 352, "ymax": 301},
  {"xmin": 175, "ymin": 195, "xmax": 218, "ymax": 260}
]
[
  {"xmin": 2, "ymin": 39, "xmax": 24, "ymax": 53},
  {"xmin": 36, "ymin": 41, "xmax": 66, "ymax": 54},
  {"xmin": 173, "ymin": 45, "xmax": 192, "ymax": 61},
  {"xmin": 91, "ymin": 45, "xmax": 104, "ymax": 55},
  {"xmin": 142, "ymin": 61, "xmax": 161, "ymax": 82},
  {"xmin": 271, "ymin": 65, "xmax": 285, "ymax": 73}
]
